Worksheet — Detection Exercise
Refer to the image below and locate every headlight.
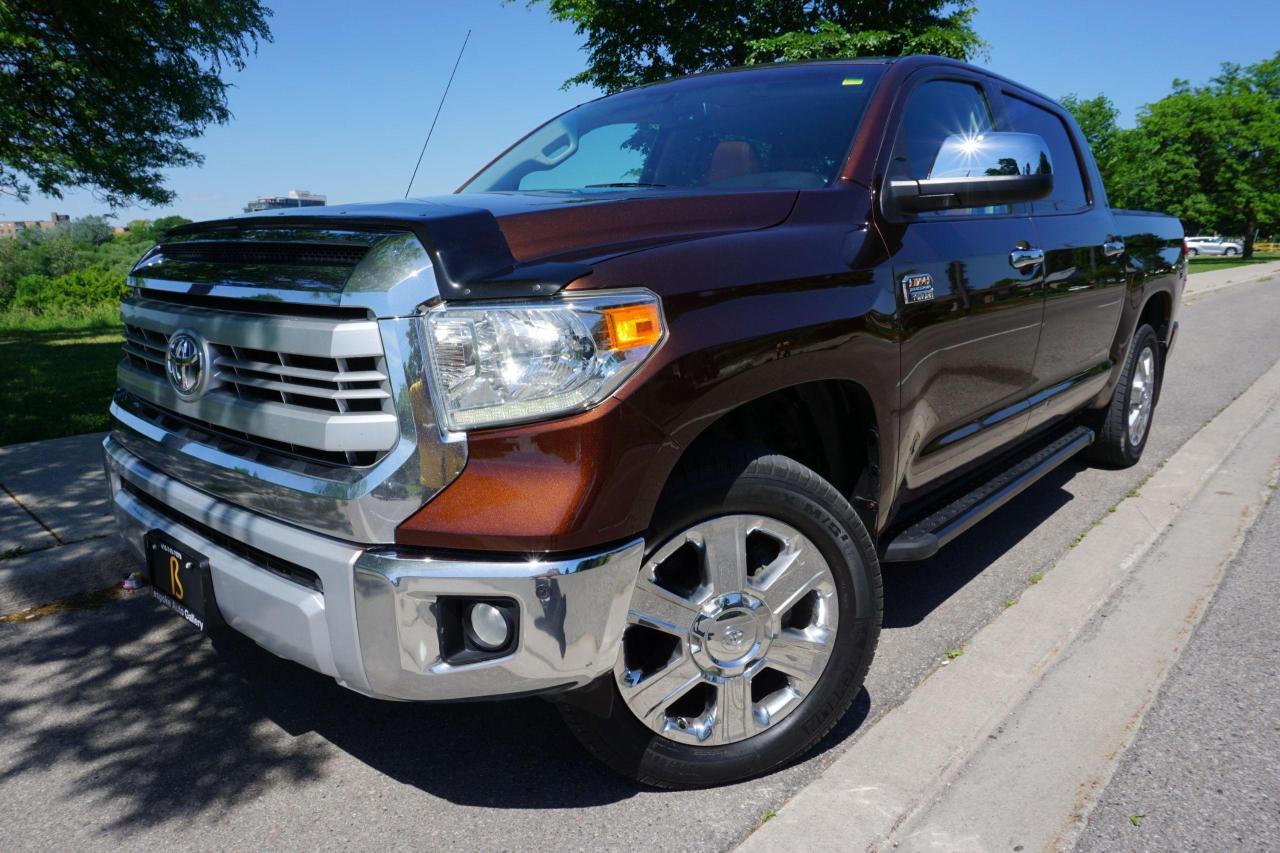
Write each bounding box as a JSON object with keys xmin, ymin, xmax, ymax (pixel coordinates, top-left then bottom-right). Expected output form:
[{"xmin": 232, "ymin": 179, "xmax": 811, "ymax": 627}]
[{"xmin": 422, "ymin": 289, "xmax": 665, "ymax": 431}]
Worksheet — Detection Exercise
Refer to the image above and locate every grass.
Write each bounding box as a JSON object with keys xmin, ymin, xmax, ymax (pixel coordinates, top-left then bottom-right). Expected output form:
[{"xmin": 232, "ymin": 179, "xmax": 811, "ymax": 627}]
[
  {"xmin": 1187, "ymin": 252, "xmax": 1280, "ymax": 274},
  {"xmin": 0, "ymin": 306, "xmax": 122, "ymax": 446}
]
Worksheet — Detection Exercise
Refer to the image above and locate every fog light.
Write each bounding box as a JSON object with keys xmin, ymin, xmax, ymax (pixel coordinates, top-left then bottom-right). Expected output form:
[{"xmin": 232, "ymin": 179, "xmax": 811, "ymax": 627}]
[{"xmin": 466, "ymin": 602, "xmax": 513, "ymax": 651}]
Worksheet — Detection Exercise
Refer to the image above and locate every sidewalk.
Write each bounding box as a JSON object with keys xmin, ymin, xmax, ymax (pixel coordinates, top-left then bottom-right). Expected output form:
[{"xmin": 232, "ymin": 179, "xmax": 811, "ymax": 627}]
[
  {"xmin": 0, "ymin": 433, "xmax": 132, "ymax": 615},
  {"xmin": 1184, "ymin": 258, "xmax": 1280, "ymax": 300}
]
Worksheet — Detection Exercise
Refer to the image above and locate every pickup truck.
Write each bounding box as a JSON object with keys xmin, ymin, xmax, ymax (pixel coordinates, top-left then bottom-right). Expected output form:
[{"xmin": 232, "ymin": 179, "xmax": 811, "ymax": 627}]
[{"xmin": 104, "ymin": 55, "xmax": 1184, "ymax": 788}]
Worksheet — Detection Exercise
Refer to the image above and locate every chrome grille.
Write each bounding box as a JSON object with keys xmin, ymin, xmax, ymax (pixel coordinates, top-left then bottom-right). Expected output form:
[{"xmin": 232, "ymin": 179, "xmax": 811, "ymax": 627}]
[
  {"xmin": 118, "ymin": 296, "xmax": 399, "ymax": 467},
  {"xmin": 109, "ymin": 224, "xmax": 468, "ymax": 544},
  {"xmin": 124, "ymin": 323, "xmax": 391, "ymax": 416}
]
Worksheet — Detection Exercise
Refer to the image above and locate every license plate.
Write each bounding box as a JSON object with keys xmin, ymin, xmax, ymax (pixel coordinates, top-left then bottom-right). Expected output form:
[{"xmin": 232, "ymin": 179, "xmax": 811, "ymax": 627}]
[{"xmin": 144, "ymin": 530, "xmax": 222, "ymax": 631}]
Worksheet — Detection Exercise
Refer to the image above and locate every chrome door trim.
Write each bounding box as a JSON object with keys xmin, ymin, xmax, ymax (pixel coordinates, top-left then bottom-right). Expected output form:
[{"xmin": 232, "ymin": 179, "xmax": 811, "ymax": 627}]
[
  {"xmin": 1102, "ymin": 238, "xmax": 1126, "ymax": 258},
  {"xmin": 1009, "ymin": 247, "xmax": 1045, "ymax": 269}
]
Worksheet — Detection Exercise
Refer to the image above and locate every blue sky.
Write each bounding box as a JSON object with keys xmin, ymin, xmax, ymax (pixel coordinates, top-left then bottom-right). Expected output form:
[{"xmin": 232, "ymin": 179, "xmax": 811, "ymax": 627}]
[{"xmin": 5, "ymin": 0, "xmax": 1278, "ymax": 223}]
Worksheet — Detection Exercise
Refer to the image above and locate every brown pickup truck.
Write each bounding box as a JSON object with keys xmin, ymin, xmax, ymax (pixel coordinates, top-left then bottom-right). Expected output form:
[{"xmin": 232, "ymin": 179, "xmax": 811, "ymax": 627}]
[{"xmin": 105, "ymin": 55, "xmax": 1184, "ymax": 788}]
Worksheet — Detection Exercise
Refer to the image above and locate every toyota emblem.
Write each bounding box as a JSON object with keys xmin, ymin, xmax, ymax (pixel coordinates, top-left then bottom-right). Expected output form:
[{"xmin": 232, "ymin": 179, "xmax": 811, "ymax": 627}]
[{"xmin": 165, "ymin": 330, "xmax": 208, "ymax": 400}]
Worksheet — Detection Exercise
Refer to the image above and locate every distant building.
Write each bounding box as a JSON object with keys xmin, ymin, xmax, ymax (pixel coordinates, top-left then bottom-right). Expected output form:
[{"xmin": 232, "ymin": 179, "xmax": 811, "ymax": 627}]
[
  {"xmin": 243, "ymin": 189, "xmax": 327, "ymax": 213},
  {"xmin": 0, "ymin": 211, "xmax": 69, "ymax": 239}
]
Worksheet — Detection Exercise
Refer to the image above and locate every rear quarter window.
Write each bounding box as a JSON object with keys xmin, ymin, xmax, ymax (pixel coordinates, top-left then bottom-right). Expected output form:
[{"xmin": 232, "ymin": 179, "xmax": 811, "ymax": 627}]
[{"xmin": 1003, "ymin": 94, "xmax": 1090, "ymax": 214}]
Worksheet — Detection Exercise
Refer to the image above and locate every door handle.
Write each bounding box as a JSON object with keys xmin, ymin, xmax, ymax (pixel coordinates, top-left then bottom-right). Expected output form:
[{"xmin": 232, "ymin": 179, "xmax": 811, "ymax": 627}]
[
  {"xmin": 1102, "ymin": 238, "xmax": 1125, "ymax": 257},
  {"xmin": 1010, "ymin": 247, "xmax": 1044, "ymax": 270}
]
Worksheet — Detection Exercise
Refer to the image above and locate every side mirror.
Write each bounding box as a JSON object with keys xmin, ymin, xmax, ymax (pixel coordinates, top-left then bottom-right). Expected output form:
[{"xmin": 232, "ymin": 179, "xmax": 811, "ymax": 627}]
[{"xmin": 887, "ymin": 132, "xmax": 1054, "ymax": 213}]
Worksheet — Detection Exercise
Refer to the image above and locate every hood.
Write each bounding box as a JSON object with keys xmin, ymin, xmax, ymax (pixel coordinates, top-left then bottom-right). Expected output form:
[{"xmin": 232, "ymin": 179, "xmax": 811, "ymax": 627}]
[
  {"xmin": 151, "ymin": 189, "xmax": 797, "ymax": 307},
  {"xmin": 421, "ymin": 189, "xmax": 799, "ymax": 264}
]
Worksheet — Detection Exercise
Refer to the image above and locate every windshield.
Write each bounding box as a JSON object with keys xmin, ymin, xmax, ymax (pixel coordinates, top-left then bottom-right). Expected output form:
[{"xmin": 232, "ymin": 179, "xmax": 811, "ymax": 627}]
[{"xmin": 460, "ymin": 65, "xmax": 884, "ymax": 194}]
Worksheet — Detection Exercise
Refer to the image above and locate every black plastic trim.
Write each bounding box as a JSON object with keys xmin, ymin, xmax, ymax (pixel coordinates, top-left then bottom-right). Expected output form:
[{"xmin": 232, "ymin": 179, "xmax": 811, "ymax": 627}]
[
  {"xmin": 883, "ymin": 426, "xmax": 1095, "ymax": 562},
  {"xmin": 163, "ymin": 204, "xmax": 591, "ymax": 302}
]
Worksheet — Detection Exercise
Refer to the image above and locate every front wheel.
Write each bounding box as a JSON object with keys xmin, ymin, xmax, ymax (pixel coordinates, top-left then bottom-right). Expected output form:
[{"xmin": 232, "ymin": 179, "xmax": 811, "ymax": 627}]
[
  {"xmin": 1087, "ymin": 323, "xmax": 1161, "ymax": 468},
  {"xmin": 1223, "ymin": 247, "xmax": 1238, "ymax": 256},
  {"xmin": 558, "ymin": 451, "xmax": 882, "ymax": 788}
]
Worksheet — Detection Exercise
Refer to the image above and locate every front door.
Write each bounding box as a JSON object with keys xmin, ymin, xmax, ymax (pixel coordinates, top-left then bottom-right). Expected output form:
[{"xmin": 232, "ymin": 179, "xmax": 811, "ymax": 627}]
[{"xmin": 877, "ymin": 74, "xmax": 1045, "ymax": 494}]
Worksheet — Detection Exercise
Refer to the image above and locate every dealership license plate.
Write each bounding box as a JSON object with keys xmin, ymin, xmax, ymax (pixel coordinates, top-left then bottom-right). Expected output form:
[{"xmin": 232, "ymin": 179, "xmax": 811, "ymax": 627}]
[{"xmin": 144, "ymin": 530, "xmax": 221, "ymax": 631}]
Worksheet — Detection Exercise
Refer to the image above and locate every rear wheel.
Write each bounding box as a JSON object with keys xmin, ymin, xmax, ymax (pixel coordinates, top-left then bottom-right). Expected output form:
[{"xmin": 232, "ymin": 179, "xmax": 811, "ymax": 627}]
[
  {"xmin": 1187, "ymin": 247, "xmax": 1199, "ymax": 256},
  {"xmin": 558, "ymin": 450, "xmax": 882, "ymax": 788},
  {"xmin": 1088, "ymin": 323, "xmax": 1161, "ymax": 468}
]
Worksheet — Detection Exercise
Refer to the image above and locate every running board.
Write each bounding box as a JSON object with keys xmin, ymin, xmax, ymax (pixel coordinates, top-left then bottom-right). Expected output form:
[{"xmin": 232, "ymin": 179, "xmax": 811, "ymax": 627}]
[{"xmin": 882, "ymin": 426, "xmax": 1095, "ymax": 563}]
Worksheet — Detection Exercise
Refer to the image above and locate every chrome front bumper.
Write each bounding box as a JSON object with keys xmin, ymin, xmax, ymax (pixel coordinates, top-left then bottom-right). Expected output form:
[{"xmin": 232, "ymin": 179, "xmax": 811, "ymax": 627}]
[{"xmin": 104, "ymin": 436, "xmax": 644, "ymax": 701}]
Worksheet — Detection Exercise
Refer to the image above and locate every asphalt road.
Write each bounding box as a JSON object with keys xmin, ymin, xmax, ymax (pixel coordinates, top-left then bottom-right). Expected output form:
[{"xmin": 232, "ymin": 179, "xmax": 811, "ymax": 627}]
[
  {"xmin": 2, "ymin": 277, "xmax": 1280, "ymax": 851},
  {"xmin": 1075, "ymin": 481, "xmax": 1280, "ymax": 851}
]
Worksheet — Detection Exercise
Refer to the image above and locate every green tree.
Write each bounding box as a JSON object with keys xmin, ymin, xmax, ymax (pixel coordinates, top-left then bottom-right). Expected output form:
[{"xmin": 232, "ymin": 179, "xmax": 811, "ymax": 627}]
[
  {"xmin": 0, "ymin": 1, "xmax": 272, "ymax": 207},
  {"xmin": 152, "ymin": 215, "xmax": 194, "ymax": 236},
  {"xmin": 521, "ymin": 0, "xmax": 986, "ymax": 93},
  {"xmin": 1059, "ymin": 93, "xmax": 1144, "ymax": 208},
  {"xmin": 1062, "ymin": 53, "xmax": 1280, "ymax": 256}
]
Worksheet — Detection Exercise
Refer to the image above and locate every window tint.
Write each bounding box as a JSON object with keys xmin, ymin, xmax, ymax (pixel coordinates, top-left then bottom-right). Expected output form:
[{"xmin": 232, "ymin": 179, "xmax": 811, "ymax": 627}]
[
  {"xmin": 464, "ymin": 65, "xmax": 884, "ymax": 194},
  {"xmin": 1004, "ymin": 94, "xmax": 1089, "ymax": 213},
  {"xmin": 891, "ymin": 80, "xmax": 1001, "ymax": 216},
  {"xmin": 519, "ymin": 123, "xmax": 648, "ymax": 190}
]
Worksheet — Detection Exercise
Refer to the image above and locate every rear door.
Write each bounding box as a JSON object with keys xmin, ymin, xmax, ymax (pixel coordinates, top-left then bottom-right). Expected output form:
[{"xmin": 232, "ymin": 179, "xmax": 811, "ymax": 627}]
[
  {"xmin": 876, "ymin": 71, "xmax": 1045, "ymax": 494},
  {"xmin": 1001, "ymin": 90, "xmax": 1124, "ymax": 429}
]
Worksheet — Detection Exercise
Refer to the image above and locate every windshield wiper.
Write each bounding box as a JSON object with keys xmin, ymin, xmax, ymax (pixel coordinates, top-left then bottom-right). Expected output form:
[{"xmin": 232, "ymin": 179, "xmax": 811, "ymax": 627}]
[{"xmin": 583, "ymin": 182, "xmax": 668, "ymax": 188}]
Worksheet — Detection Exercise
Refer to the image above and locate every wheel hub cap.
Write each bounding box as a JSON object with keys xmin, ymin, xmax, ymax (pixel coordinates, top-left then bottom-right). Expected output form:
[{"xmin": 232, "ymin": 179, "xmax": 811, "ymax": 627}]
[
  {"xmin": 614, "ymin": 514, "xmax": 841, "ymax": 746},
  {"xmin": 1127, "ymin": 345, "xmax": 1156, "ymax": 447},
  {"xmin": 690, "ymin": 592, "xmax": 772, "ymax": 676}
]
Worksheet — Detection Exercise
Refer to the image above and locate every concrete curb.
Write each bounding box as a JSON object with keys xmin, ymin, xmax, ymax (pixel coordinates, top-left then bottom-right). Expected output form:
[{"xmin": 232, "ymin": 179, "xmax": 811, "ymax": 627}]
[
  {"xmin": 739, "ymin": 356, "xmax": 1280, "ymax": 853},
  {"xmin": 0, "ymin": 537, "xmax": 133, "ymax": 615}
]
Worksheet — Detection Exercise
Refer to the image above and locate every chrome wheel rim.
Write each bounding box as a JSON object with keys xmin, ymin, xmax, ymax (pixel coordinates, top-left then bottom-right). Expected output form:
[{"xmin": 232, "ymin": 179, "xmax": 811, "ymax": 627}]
[
  {"xmin": 615, "ymin": 515, "xmax": 840, "ymax": 746},
  {"xmin": 1127, "ymin": 346, "xmax": 1156, "ymax": 447}
]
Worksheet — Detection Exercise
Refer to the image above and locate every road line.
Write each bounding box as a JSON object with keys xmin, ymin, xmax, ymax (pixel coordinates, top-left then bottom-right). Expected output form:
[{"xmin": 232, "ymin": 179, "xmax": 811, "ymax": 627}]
[{"xmin": 738, "ymin": 355, "xmax": 1280, "ymax": 853}]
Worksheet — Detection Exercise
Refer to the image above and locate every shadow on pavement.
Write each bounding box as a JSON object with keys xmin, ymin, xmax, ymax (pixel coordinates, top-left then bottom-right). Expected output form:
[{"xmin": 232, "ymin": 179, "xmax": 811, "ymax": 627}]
[
  {"xmin": 0, "ymin": 461, "xmax": 1079, "ymax": 831},
  {"xmin": 0, "ymin": 594, "xmax": 640, "ymax": 837}
]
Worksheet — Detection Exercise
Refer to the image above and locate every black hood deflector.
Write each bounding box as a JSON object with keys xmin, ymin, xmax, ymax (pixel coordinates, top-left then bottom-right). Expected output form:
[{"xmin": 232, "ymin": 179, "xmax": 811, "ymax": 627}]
[{"xmin": 165, "ymin": 201, "xmax": 590, "ymax": 301}]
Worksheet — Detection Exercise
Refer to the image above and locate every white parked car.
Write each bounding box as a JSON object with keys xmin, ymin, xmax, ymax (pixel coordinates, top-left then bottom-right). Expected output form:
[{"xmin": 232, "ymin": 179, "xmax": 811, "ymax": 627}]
[{"xmin": 1185, "ymin": 235, "xmax": 1243, "ymax": 256}]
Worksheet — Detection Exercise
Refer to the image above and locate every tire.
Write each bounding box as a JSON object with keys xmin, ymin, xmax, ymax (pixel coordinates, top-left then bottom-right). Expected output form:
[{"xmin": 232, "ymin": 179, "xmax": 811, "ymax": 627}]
[
  {"xmin": 1187, "ymin": 248, "xmax": 1199, "ymax": 256},
  {"xmin": 1224, "ymin": 247, "xmax": 1237, "ymax": 256},
  {"xmin": 1087, "ymin": 323, "xmax": 1161, "ymax": 468},
  {"xmin": 558, "ymin": 449, "xmax": 882, "ymax": 788}
]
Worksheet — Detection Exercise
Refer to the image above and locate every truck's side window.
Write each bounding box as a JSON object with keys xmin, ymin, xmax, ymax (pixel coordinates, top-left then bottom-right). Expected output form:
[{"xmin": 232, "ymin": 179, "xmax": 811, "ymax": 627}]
[
  {"xmin": 892, "ymin": 79, "xmax": 1002, "ymax": 217},
  {"xmin": 1003, "ymin": 95, "xmax": 1089, "ymax": 213}
]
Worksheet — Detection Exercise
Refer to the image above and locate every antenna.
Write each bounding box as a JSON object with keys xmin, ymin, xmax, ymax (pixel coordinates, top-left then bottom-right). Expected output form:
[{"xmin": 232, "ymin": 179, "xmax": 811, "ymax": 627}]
[{"xmin": 405, "ymin": 29, "xmax": 471, "ymax": 198}]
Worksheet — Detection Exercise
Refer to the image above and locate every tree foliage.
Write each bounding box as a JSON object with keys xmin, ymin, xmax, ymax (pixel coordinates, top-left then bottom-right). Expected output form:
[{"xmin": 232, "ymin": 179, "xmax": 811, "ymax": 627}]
[
  {"xmin": 1062, "ymin": 52, "xmax": 1280, "ymax": 256},
  {"xmin": 523, "ymin": 0, "xmax": 986, "ymax": 93},
  {"xmin": 0, "ymin": 0, "xmax": 272, "ymax": 207},
  {"xmin": 0, "ymin": 215, "xmax": 190, "ymax": 314}
]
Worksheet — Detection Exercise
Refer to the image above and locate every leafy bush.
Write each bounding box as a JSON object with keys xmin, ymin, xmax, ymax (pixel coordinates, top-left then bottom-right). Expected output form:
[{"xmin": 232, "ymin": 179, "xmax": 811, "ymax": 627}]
[
  {"xmin": 11, "ymin": 265, "xmax": 130, "ymax": 313},
  {"xmin": 0, "ymin": 214, "xmax": 189, "ymax": 316}
]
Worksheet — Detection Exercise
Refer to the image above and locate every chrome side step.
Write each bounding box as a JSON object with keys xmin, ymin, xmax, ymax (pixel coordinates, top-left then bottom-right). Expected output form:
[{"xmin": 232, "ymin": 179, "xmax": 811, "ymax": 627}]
[{"xmin": 882, "ymin": 426, "xmax": 1095, "ymax": 563}]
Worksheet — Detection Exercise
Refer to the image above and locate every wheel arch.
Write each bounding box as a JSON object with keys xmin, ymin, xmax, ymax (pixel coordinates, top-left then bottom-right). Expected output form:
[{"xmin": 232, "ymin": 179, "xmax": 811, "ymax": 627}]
[
  {"xmin": 650, "ymin": 379, "xmax": 885, "ymax": 535},
  {"xmin": 1138, "ymin": 289, "xmax": 1174, "ymax": 347}
]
